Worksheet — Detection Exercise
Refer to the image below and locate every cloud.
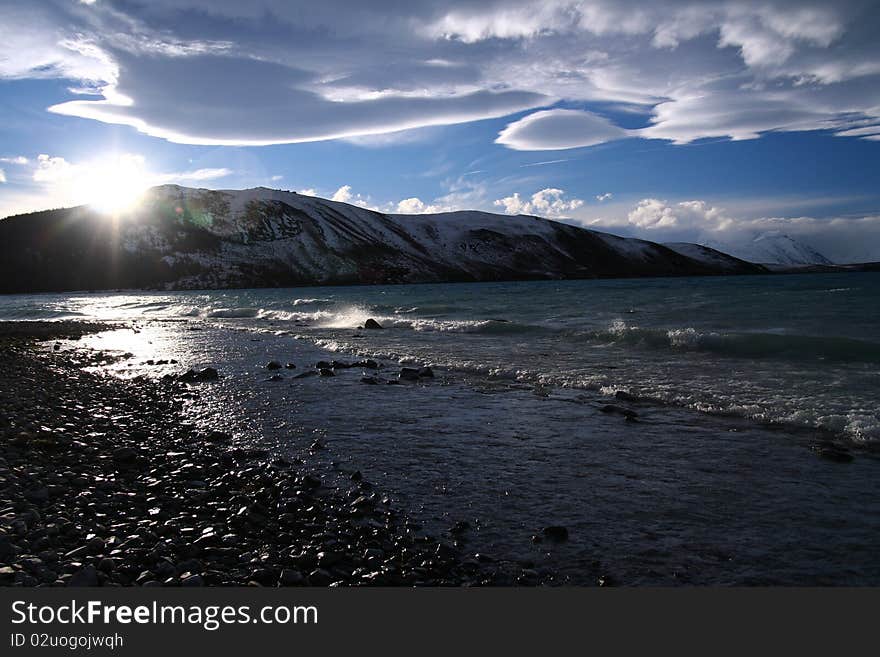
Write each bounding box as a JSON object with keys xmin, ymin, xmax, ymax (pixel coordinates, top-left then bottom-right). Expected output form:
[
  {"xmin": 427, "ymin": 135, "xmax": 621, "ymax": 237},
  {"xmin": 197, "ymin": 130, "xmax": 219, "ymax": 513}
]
[
  {"xmin": 158, "ymin": 168, "xmax": 233, "ymax": 183},
  {"xmin": 596, "ymin": 192, "xmax": 613, "ymax": 202},
  {"xmin": 496, "ymin": 109, "xmax": 629, "ymax": 150},
  {"xmin": 33, "ymin": 154, "xmax": 78, "ymax": 183},
  {"xmin": 0, "ymin": 156, "xmax": 29, "ymax": 165},
  {"xmin": 494, "ymin": 188, "xmax": 585, "ymax": 218},
  {"xmin": 395, "ymin": 197, "xmax": 454, "ymax": 214},
  {"xmin": 330, "ymin": 185, "xmax": 380, "ymax": 210},
  {"xmin": 0, "ymin": 169, "xmax": 5, "ymax": 184},
  {"xmin": 576, "ymin": 196, "xmax": 880, "ymax": 263},
  {"xmin": 331, "ymin": 185, "xmax": 354, "ymax": 203},
  {"xmin": 1, "ymin": 1, "xmax": 879, "ymax": 149},
  {"xmin": 47, "ymin": 51, "xmax": 548, "ymax": 146}
]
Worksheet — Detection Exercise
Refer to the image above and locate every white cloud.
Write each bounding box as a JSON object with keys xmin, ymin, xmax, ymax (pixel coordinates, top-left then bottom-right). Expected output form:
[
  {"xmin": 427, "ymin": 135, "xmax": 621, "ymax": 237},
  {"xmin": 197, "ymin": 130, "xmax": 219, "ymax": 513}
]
[
  {"xmin": 270, "ymin": 174, "xmax": 283, "ymax": 181},
  {"xmin": 298, "ymin": 188, "xmax": 318, "ymax": 197},
  {"xmin": 331, "ymin": 185, "xmax": 354, "ymax": 203},
  {"xmin": 596, "ymin": 192, "xmax": 613, "ymax": 202},
  {"xmin": 33, "ymin": 154, "xmax": 78, "ymax": 183},
  {"xmin": 0, "ymin": 156, "xmax": 29, "ymax": 165},
  {"xmin": 494, "ymin": 188, "xmax": 584, "ymax": 218},
  {"xmin": 0, "ymin": 169, "xmax": 5, "ymax": 184},
  {"xmin": 395, "ymin": 197, "xmax": 452, "ymax": 214},
  {"xmin": 330, "ymin": 185, "xmax": 380, "ymax": 210},
  {"xmin": 626, "ymin": 198, "xmax": 733, "ymax": 230},
  {"xmin": 496, "ymin": 109, "xmax": 629, "ymax": 150},
  {"xmin": 1, "ymin": 1, "xmax": 878, "ymax": 148},
  {"xmin": 158, "ymin": 167, "xmax": 233, "ymax": 183}
]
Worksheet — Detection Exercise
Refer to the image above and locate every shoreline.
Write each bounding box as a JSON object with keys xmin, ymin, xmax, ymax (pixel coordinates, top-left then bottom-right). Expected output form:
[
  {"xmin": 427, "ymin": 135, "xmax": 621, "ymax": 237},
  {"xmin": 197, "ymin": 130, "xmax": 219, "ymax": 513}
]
[
  {"xmin": 0, "ymin": 321, "xmax": 543, "ymax": 587},
  {"xmin": 0, "ymin": 265, "xmax": 878, "ymax": 299}
]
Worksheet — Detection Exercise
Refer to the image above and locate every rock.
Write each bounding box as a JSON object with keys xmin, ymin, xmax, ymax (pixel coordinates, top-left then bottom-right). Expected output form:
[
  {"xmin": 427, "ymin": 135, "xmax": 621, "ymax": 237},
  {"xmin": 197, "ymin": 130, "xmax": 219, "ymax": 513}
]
[
  {"xmin": 418, "ymin": 367, "xmax": 435, "ymax": 378},
  {"xmin": 0, "ymin": 536, "xmax": 14, "ymax": 561},
  {"xmin": 360, "ymin": 376, "xmax": 378, "ymax": 385},
  {"xmin": 599, "ymin": 404, "xmax": 638, "ymax": 420},
  {"xmin": 97, "ymin": 558, "xmax": 116, "ymax": 573},
  {"xmin": 294, "ymin": 371, "xmax": 319, "ymax": 379},
  {"xmin": 284, "ymin": 363, "xmax": 296, "ymax": 369},
  {"xmin": 354, "ymin": 359, "xmax": 379, "ymax": 369},
  {"xmin": 266, "ymin": 361, "xmax": 283, "ymax": 370},
  {"xmin": 399, "ymin": 368, "xmax": 420, "ymax": 381},
  {"xmin": 68, "ymin": 565, "xmax": 99, "ymax": 587},
  {"xmin": 542, "ymin": 526, "xmax": 569, "ymax": 541},
  {"xmin": 181, "ymin": 574, "xmax": 205, "ymax": 587},
  {"xmin": 180, "ymin": 367, "xmax": 219, "ymax": 382},
  {"xmin": 319, "ymin": 368, "xmax": 335, "ymax": 377},
  {"xmin": 112, "ymin": 447, "xmax": 138, "ymax": 463},
  {"xmin": 307, "ymin": 569, "xmax": 333, "ymax": 586},
  {"xmin": 315, "ymin": 361, "xmax": 332, "ymax": 369},
  {"xmin": 317, "ymin": 551, "xmax": 343, "ymax": 567},
  {"xmin": 24, "ymin": 487, "xmax": 49, "ymax": 502},
  {"xmin": 350, "ymin": 471, "xmax": 362, "ymax": 482},
  {"xmin": 364, "ymin": 318, "xmax": 383, "ymax": 330},
  {"xmin": 614, "ymin": 390, "xmax": 640, "ymax": 403},
  {"xmin": 279, "ymin": 568, "xmax": 304, "ymax": 586},
  {"xmin": 810, "ymin": 442, "xmax": 854, "ymax": 463},
  {"xmin": 331, "ymin": 360, "xmax": 352, "ymax": 369}
]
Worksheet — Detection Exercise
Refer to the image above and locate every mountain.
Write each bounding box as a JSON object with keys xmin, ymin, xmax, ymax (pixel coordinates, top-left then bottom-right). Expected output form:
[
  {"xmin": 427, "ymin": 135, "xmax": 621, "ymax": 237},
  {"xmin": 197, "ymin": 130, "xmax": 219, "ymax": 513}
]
[
  {"xmin": 661, "ymin": 242, "xmax": 762, "ymax": 272},
  {"xmin": 0, "ymin": 185, "xmax": 766, "ymax": 294},
  {"xmin": 706, "ymin": 232, "xmax": 833, "ymax": 265}
]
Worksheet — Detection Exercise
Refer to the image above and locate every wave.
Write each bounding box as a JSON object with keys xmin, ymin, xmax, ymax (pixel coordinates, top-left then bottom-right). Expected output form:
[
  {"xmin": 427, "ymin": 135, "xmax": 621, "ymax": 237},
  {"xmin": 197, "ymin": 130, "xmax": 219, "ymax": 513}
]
[
  {"xmin": 587, "ymin": 321, "xmax": 880, "ymax": 364},
  {"xmin": 308, "ymin": 333, "xmax": 879, "ymax": 443}
]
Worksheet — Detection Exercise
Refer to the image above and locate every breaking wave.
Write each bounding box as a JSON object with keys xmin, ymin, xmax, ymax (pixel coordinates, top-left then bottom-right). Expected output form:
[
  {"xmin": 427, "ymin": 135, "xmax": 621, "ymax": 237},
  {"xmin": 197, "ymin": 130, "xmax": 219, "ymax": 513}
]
[{"xmin": 588, "ymin": 321, "xmax": 880, "ymax": 363}]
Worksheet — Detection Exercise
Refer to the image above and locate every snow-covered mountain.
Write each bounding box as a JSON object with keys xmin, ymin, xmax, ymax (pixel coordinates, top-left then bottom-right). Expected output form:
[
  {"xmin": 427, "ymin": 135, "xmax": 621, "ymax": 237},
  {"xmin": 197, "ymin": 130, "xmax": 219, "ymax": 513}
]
[
  {"xmin": 705, "ymin": 232, "xmax": 833, "ymax": 265},
  {"xmin": 0, "ymin": 185, "xmax": 765, "ymax": 293},
  {"xmin": 661, "ymin": 242, "xmax": 761, "ymax": 272}
]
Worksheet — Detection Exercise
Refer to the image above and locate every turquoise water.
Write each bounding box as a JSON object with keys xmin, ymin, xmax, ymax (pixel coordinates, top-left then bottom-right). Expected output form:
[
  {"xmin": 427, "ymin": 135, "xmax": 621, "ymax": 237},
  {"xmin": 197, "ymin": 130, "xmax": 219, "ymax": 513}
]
[{"xmin": 3, "ymin": 272, "xmax": 877, "ymax": 442}]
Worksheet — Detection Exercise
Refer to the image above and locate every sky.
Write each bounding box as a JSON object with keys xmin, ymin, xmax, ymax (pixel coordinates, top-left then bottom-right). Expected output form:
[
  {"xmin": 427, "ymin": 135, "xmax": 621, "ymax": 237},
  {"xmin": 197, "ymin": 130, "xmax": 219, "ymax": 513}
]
[{"xmin": 1, "ymin": 0, "xmax": 879, "ymax": 262}]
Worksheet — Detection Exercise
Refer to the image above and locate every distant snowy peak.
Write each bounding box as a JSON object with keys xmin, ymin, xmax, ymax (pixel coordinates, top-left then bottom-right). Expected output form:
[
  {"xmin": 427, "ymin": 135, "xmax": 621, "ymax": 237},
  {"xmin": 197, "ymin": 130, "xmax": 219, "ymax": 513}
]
[{"xmin": 706, "ymin": 232, "xmax": 833, "ymax": 266}]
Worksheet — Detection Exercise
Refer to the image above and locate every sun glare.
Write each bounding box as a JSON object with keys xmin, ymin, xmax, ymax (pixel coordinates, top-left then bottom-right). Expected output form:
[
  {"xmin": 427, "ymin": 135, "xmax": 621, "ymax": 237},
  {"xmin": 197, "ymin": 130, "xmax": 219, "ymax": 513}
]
[{"xmin": 83, "ymin": 154, "xmax": 150, "ymax": 215}]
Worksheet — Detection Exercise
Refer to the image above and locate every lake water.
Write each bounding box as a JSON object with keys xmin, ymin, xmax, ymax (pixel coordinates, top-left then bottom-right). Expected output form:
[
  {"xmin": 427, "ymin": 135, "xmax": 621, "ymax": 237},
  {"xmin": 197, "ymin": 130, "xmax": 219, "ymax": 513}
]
[{"xmin": 3, "ymin": 273, "xmax": 880, "ymax": 584}]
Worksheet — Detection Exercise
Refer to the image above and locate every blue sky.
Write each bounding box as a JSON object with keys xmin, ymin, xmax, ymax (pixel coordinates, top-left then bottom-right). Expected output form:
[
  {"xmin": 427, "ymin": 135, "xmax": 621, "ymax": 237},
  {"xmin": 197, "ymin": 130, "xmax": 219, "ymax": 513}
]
[{"xmin": 1, "ymin": 0, "xmax": 879, "ymax": 261}]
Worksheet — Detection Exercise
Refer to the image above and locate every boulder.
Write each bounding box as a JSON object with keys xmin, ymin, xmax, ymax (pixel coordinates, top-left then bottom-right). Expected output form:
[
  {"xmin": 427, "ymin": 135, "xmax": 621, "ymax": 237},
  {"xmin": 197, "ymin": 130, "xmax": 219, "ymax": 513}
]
[
  {"xmin": 68, "ymin": 565, "xmax": 99, "ymax": 587},
  {"xmin": 399, "ymin": 368, "xmax": 420, "ymax": 381},
  {"xmin": 364, "ymin": 318, "xmax": 383, "ymax": 330},
  {"xmin": 179, "ymin": 367, "xmax": 219, "ymax": 382}
]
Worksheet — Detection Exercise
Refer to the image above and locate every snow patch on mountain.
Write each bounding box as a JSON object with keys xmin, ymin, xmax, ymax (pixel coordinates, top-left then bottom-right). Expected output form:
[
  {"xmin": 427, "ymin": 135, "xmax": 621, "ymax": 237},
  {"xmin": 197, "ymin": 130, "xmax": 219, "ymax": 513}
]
[{"xmin": 705, "ymin": 232, "xmax": 833, "ymax": 265}]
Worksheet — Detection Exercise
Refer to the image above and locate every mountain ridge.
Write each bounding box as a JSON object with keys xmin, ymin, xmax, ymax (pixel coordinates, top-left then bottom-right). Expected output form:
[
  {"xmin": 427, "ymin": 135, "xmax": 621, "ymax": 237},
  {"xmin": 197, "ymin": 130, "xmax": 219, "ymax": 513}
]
[{"xmin": 0, "ymin": 184, "xmax": 768, "ymax": 294}]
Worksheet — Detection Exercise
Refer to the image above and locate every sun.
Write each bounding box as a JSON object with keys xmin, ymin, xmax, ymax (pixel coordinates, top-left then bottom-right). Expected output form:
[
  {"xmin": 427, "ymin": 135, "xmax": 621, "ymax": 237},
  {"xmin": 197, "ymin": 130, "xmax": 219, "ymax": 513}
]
[{"xmin": 83, "ymin": 154, "xmax": 150, "ymax": 215}]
